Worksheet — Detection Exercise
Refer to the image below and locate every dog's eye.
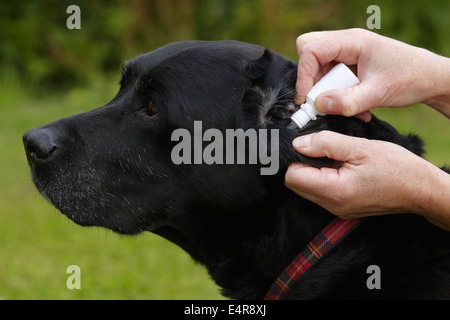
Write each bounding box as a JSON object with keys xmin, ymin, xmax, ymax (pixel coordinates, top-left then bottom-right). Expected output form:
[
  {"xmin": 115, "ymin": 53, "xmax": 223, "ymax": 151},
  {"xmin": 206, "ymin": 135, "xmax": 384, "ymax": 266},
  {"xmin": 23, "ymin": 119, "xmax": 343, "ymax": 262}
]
[{"xmin": 146, "ymin": 103, "xmax": 159, "ymax": 117}]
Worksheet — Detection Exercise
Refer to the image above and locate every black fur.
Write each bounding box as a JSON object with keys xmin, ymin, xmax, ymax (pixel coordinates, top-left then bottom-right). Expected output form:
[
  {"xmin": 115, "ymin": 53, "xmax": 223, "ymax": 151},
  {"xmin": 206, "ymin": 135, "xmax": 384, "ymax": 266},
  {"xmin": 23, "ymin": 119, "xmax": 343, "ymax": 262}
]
[{"xmin": 23, "ymin": 40, "xmax": 450, "ymax": 299}]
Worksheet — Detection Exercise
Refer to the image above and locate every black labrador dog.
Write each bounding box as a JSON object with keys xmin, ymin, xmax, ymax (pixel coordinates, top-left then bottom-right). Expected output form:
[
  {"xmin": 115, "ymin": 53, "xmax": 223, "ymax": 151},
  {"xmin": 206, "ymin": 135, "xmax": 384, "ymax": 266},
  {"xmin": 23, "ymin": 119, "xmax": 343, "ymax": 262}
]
[{"xmin": 23, "ymin": 41, "xmax": 450, "ymax": 299}]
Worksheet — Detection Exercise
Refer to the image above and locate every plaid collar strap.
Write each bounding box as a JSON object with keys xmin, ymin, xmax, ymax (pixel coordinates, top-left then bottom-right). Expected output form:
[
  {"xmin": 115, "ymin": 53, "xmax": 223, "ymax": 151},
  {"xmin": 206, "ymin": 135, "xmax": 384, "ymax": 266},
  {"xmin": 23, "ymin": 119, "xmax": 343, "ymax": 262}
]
[{"xmin": 264, "ymin": 217, "xmax": 362, "ymax": 300}]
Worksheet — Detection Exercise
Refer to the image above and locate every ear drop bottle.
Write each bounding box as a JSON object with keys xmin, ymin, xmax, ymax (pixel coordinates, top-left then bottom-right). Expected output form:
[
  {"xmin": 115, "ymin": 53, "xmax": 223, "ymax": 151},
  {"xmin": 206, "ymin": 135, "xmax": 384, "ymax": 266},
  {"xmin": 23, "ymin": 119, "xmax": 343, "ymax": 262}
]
[{"xmin": 291, "ymin": 63, "xmax": 360, "ymax": 129}]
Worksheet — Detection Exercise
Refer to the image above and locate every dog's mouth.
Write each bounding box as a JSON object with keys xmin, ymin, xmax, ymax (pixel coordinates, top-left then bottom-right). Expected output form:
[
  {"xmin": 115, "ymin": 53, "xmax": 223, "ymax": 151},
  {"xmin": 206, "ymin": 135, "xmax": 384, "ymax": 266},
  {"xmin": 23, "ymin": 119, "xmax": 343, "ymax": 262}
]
[
  {"xmin": 30, "ymin": 161, "xmax": 170, "ymax": 235},
  {"xmin": 30, "ymin": 165, "xmax": 100, "ymax": 225}
]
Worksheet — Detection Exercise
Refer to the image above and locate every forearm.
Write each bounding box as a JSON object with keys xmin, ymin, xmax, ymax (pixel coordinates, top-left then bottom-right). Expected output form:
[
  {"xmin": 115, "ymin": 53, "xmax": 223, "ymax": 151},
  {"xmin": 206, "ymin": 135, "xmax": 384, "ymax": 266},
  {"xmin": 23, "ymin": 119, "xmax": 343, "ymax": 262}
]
[
  {"xmin": 295, "ymin": 29, "xmax": 450, "ymax": 117},
  {"xmin": 423, "ymin": 53, "xmax": 450, "ymax": 118},
  {"xmin": 412, "ymin": 160, "xmax": 450, "ymax": 231},
  {"xmin": 408, "ymin": 53, "xmax": 450, "ymax": 228}
]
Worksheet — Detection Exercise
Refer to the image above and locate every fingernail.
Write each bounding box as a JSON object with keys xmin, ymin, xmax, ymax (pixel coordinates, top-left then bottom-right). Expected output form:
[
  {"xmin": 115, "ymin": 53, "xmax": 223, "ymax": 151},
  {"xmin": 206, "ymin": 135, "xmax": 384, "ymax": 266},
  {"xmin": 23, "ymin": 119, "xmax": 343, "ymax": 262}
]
[
  {"xmin": 293, "ymin": 135, "xmax": 311, "ymax": 149},
  {"xmin": 316, "ymin": 97, "xmax": 334, "ymax": 113}
]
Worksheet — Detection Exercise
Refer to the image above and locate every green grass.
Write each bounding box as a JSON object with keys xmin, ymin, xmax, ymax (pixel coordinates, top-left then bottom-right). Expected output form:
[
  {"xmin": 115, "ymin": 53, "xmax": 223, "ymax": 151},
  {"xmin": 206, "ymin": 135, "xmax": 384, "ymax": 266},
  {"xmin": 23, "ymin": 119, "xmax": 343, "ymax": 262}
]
[{"xmin": 1, "ymin": 76, "xmax": 448, "ymax": 300}]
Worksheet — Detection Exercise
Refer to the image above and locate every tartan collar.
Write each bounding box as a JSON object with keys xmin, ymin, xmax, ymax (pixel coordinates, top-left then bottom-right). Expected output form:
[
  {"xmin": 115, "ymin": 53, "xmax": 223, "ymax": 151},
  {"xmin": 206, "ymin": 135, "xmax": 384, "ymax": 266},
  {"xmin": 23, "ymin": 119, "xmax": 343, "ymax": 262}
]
[{"xmin": 264, "ymin": 217, "xmax": 362, "ymax": 300}]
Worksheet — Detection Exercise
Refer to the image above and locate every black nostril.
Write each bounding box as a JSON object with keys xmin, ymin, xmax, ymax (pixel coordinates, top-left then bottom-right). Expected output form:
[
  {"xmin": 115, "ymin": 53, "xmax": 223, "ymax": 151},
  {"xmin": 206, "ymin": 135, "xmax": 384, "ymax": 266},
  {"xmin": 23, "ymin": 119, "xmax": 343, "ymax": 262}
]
[{"xmin": 23, "ymin": 128, "xmax": 58, "ymax": 166}]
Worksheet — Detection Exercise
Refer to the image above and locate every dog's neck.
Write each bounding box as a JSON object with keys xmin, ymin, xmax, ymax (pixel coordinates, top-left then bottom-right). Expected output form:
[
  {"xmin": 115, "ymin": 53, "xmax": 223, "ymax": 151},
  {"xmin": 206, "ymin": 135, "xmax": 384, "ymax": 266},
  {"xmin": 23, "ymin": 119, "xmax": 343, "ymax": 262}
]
[
  {"xmin": 153, "ymin": 187, "xmax": 333, "ymax": 299},
  {"xmin": 152, "ymin": 179, "xmax": 450, "ymax": 299}
]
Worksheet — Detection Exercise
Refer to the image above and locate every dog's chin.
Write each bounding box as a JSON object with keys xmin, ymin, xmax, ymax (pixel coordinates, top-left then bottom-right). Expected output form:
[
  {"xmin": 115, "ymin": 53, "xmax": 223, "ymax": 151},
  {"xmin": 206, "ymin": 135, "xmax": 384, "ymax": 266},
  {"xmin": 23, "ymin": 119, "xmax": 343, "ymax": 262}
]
[
  {"xmin": 59, "ymin": 205, "xmax": 149, "ymax": 236},
  {"xmin": 31, "ymin": 172, "xmax": 153, "ymax": 236},
  {"xmin": 61, "ymin": 209, "xmax": 97, "ymax": 228}
]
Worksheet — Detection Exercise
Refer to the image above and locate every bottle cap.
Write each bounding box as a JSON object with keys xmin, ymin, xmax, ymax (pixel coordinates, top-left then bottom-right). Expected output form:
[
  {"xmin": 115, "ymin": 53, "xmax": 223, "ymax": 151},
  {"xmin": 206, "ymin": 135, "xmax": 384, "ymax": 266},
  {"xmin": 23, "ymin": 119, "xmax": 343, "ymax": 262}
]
[
  {"xmin": 291, "ymin": 99, "xmax": 320, "ymax": 129},
  {"xmin": 290, "ymin": 63, "xmax": 360, "ymax": 130},
  {"xmin": 291, "ymin": 107, "xmax": 311, "ymax": 129}
]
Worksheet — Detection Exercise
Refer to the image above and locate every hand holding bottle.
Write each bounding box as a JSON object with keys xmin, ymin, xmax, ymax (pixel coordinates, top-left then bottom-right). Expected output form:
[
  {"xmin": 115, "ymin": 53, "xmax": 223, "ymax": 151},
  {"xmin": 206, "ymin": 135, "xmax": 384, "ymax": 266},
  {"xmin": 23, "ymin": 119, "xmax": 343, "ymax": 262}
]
[
  {"xmin": 294, "ymin": 28, "xmax": 450, "ymax": 120},
  {"xmin": 291, "ymin": 63, "xmax": 360, "ymax": 129},
  {"xmin": 287, "ymin": 29, "xmax": 450, "ymax": 231}
]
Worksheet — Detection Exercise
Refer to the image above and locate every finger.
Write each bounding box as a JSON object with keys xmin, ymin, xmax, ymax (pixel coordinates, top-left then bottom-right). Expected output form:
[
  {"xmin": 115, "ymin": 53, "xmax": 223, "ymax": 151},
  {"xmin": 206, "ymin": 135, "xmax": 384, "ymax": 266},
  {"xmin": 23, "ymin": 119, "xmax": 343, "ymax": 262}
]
[
  {"xmin": 314, "ymin": 80, "xmax": 382, "ymax": 116},
  {"xmin": 295, "ymin": 29, "xmax": 364, "ymax": 104},
  {"xmin": 295, "ymin": 32, "xmax": 337, "ymax": 104},
  {"xmin": 295, "ymin": 60, "xmax": 316, "ymax": 104},
  {"xmin": 296, "ymin": 31, "xmax": 331, "ymax": 56},
  {"xmin": 354, "ymin": 111, "xmax": 372, "ymax": 122},
  {"xmin": 295, "ymin": 30, "xmax": 359, "ymax": 60},
  {"xmin": 285, "ymin": 162, "xmax": 339, "ymax": 198},
  {"xmin": 292, "ymin": 131, "xmax": 368, "ymax": 162},
  {"xmin": 298, "ymin": 29, "xmax": 365, "ymax": 66}
]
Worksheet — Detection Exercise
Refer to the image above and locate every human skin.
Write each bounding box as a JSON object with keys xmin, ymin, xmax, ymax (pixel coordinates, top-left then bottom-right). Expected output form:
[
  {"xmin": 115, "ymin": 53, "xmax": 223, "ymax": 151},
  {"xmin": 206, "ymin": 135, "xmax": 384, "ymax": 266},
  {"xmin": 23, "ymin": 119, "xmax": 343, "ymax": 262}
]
[
  {"xmin": 286, "ymin": 29, "xmax": 450, "ymax": 231},
  {"xmin": 294, "ymin": 28, "xmax": 450, "ymax": 120},
  {"xmin": 285, "ymin": 131, "xmax": 450, "ymax": 231}
]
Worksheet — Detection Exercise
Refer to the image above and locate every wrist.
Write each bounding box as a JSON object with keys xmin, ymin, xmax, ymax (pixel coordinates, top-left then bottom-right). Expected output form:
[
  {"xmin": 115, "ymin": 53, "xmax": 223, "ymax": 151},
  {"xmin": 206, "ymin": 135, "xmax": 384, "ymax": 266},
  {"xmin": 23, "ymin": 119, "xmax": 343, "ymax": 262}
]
[
  {"xmin": 422, "ymin": 54, "xmax": 450, "ymax": 118},
  {"xmin": 411, "ymin": 160, "xmax": 450, "ymax": 231}
]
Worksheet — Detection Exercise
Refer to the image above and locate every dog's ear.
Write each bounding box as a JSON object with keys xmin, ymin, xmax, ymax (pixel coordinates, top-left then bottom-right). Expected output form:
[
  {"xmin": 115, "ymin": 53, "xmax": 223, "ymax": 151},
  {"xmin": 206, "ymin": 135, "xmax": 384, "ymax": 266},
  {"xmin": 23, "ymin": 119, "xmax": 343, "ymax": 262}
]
[
  {"xmin": 238, "ymin": 49, "xmax": 332, "ymax": 174},
  {"xmin": 238, "ymin": 49, "xmax": 299, "ymax": 131},
  {"xmin": 238, "ymin": 49, "xmax": 427, "ymax": 178}
]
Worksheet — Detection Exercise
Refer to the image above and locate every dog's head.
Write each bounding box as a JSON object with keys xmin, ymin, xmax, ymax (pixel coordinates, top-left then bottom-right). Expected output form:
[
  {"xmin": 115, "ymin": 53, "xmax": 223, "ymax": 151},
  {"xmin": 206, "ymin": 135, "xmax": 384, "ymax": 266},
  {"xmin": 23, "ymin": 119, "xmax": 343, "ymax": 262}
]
[{"xmin": 23, "ymin": 40, "xmax": 423, "ymax": 235}]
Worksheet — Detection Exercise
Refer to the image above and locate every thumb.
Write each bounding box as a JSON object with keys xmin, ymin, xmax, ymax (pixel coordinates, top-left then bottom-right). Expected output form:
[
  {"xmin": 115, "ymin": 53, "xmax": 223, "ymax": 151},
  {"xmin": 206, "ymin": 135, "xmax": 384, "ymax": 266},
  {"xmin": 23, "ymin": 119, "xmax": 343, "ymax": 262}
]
[
  {"xmin": 315, "ymin": 81, "xmax": 380, "ymax": 117},
  {"xmin": 292, "ymin": 131, "xmax": 367, "ymax": 162}
]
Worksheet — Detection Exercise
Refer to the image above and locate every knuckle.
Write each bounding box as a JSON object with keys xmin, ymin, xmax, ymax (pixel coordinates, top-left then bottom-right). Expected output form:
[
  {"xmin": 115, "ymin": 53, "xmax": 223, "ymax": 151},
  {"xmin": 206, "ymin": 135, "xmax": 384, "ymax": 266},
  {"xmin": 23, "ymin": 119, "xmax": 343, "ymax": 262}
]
[
  {"xmin": 296, "ymin": 32, "xmax": 322, "ymax": 51},
  {"xmin": 348, "ymin": 27, "xmax": 369, "ymax": 38},
  {"xmin": 310, "ymin": 131, "xmax": 335, "ymax": 155},
  {"xmin": 340, "ymin": 86, "xmax": 369, "ymax": 117},
  {"xmin": 300, "ymin": 43, "xmax": 314, "ymax": 57},
  {"xmin": 296, "ymin": 35, "xmax": 306, "ymax": 47},
  {"xmin": 315, "ymin": 130, "xmax": 334, "ymax": 142},
  {"xmin": 296, "ymin": 34, "xmax": 311, "ymax": 49},
  {"xmin": 343, "ymin": 93, "xmax": 361, "ymax": 116}
]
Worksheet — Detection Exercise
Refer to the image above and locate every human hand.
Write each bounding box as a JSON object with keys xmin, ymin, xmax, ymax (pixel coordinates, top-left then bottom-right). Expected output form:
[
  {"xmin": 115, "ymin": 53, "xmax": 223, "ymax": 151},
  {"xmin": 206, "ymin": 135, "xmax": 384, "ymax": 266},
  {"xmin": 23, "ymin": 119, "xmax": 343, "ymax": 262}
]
[
  {"xmin": 285, "ymin": 131, "xmax": 450, "ymax": 231},
  {"xmin": 295, "ymin": 28, "xmax": 450, "ymax": 119}
]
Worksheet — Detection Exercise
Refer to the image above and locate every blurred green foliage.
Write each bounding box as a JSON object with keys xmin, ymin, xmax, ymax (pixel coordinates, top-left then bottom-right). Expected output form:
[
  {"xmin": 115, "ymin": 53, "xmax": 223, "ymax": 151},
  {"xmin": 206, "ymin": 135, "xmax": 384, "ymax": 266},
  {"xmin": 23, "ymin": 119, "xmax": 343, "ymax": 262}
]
[
  {"xmin": 1, "ymin": 1, "xmax": 449, "ymax": 300},
  {"xmin": 1, "ymin": 0, "xmax": 449, "ymax": 90}
]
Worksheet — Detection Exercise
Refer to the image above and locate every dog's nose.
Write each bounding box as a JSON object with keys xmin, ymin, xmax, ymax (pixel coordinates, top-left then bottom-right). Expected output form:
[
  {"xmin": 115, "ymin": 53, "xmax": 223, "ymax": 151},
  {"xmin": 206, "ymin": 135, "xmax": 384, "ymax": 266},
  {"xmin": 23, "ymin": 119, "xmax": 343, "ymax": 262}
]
[{"xmin": 23, "ymin": 128, "xmax": 57, "ymax": 167}]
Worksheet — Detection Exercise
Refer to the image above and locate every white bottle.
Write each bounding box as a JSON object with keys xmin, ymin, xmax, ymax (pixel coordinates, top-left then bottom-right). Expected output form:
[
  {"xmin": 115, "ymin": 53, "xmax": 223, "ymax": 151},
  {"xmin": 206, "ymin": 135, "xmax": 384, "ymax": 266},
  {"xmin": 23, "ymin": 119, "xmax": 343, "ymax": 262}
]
[{"xmin": 291, "ymin": 63, "xmax": 360, "ymax": 129}]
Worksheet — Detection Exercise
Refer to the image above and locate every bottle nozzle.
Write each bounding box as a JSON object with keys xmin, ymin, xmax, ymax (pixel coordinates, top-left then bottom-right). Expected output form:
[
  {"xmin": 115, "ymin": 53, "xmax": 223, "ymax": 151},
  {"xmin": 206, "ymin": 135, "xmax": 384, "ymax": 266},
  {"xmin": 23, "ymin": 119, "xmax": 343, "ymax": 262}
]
[
  {"xmin": 291, "ymin": 107, "xmax": 311, "ymax": 129},
  {"xmin": 291, "ymin": 99, "xmax": 324, "ymax": 129},
  {"xmin": 290, "ymin": 63, "xmax": 360, "ymax": 130}
]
